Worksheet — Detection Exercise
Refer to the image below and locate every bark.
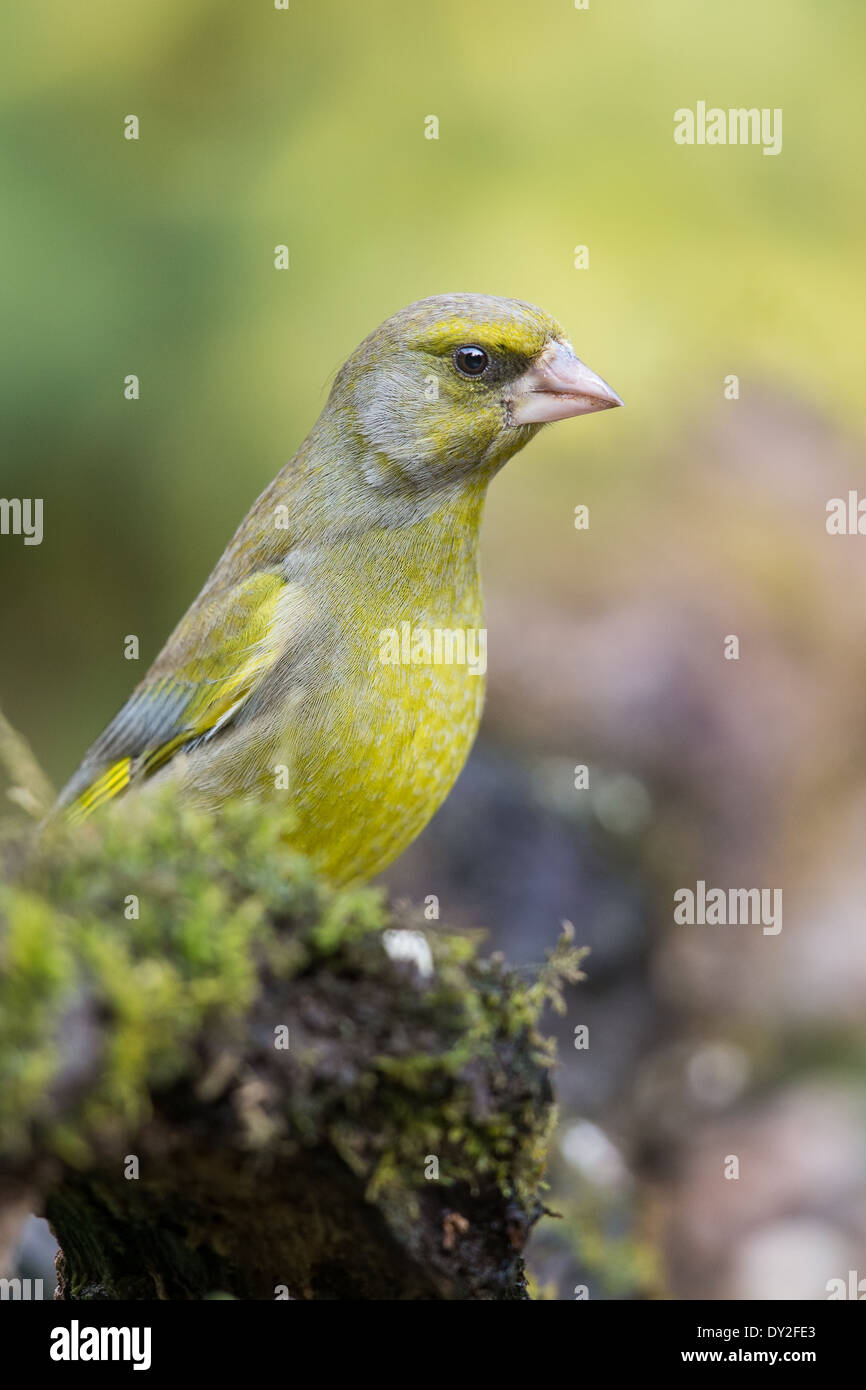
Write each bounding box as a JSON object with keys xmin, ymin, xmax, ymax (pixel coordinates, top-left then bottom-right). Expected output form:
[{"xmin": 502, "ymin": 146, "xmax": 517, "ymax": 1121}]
[{"xmin": 0, "ymin": 772, "xmax": 578, "ymax": 1300}]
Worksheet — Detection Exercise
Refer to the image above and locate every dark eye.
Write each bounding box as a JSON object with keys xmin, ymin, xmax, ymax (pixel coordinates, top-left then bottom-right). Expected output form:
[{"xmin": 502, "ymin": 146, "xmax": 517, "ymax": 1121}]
[{"xmin": 453, "ymin": 344, "xmax": 490, "ymax": 377}]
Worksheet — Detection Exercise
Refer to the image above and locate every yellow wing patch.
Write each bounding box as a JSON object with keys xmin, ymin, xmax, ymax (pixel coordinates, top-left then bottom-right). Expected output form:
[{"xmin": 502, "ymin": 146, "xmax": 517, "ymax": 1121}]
[{"xmin": 68, "ymin": 758, "xmax": 132, "ymax": 824}]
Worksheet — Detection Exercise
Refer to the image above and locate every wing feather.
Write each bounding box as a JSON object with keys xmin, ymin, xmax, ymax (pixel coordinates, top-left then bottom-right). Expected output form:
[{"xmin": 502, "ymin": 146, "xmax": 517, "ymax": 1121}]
[{"xmin": 59, "ymin": 571, "xmax": 289, "ymax": 821}]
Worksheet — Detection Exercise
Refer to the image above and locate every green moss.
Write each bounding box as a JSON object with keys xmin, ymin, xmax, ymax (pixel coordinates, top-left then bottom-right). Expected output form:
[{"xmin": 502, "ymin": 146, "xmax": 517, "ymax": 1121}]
[{"xmin": 0, "ymin": 784, "xmax": 572, "ymax": 1222}]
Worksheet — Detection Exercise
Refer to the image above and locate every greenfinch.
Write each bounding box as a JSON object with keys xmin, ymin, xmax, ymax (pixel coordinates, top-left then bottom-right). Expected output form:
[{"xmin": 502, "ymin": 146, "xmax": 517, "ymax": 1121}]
[{"xmin": 58, "ymin": 294, "xmax": 621, "ymax": 884}]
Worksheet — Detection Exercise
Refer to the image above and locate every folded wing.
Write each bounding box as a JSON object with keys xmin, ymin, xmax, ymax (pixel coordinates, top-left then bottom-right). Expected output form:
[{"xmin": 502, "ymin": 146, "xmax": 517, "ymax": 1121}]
[{"xmin": 58, "ymin": 570, "xmax": 289, "ymax": 821}]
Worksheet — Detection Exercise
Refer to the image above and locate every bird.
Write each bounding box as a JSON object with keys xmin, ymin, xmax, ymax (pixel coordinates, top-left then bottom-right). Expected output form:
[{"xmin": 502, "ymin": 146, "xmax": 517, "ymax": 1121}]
[{"xmin": 57, "ymin": 293, "xmax": 622, "ymax": 885}]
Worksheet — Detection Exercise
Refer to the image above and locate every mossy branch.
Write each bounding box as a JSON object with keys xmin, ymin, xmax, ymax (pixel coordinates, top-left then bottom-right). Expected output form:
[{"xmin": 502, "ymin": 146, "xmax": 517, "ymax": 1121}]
[{"xmin": 0, "ymin": 759, "xmax": 569, "ymax": 1299}]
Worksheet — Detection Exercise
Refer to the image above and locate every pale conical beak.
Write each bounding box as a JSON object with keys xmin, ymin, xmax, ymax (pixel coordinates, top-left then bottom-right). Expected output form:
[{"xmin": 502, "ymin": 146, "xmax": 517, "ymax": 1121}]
[{"xmin": 506, "ymin": 340, "xmax": 623, "ymax": 425}]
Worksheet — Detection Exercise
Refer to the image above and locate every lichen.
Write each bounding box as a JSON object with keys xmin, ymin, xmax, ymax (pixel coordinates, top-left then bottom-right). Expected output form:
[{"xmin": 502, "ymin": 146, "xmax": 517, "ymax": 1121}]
[{"xmin": 0, "ymin": 784, "xmax": 573, "ymax": 1222}]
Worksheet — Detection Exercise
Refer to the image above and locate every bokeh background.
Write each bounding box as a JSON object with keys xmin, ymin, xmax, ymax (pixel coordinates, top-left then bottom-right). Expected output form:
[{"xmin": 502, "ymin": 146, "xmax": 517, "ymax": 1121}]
[{"xmin": 3, "ymin": 0, "xmax": 866, "ymax": 1299}]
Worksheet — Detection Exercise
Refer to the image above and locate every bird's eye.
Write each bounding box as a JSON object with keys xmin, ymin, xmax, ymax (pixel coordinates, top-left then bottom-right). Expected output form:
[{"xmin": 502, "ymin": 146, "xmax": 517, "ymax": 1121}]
[{"xmin": 453, "ymin": 345, "xmax": 490, "ymax": 377}]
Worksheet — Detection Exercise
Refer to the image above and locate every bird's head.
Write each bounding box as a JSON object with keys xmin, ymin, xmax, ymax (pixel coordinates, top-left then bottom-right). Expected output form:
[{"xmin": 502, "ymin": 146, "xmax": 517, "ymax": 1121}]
[{"xmin": 328, "ymin": 292, "xmax": 622, "ymax": 498}]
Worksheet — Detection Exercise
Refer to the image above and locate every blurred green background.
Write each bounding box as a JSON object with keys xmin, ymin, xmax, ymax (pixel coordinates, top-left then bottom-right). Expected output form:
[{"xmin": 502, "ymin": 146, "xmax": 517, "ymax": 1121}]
[
  {"xmin": 2, "ymin": 0, "xmax": 863, "ymax": 770},
  {"xmin": 3, "ymin": 0, "xmax": 866, "ymax": 1300}
]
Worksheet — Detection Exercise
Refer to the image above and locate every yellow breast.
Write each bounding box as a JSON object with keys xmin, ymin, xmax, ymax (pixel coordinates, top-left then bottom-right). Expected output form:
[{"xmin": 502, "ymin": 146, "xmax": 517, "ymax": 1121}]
[
  {"xmin": 181, "ymin": 481, "xmax": 491, "ymax": 885},
  {"xmin": 287, "ymin": 601, "xmax": 486, "ymax": 884}
]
